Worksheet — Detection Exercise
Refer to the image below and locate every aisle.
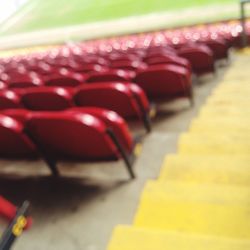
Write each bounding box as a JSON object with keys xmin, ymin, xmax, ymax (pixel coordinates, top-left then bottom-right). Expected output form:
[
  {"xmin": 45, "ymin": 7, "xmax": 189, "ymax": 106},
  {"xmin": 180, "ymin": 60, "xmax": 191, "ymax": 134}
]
[{"xmin": 107, "ymin": 51, "xmax": 250, "ymax": 249}]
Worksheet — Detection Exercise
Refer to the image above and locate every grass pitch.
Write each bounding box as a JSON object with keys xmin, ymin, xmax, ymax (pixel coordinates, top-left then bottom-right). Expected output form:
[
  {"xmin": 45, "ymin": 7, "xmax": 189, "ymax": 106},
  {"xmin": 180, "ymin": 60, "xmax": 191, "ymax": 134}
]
[{"xmin": 1, "ymin": 0, "xmax": 237, "ymax": 35}]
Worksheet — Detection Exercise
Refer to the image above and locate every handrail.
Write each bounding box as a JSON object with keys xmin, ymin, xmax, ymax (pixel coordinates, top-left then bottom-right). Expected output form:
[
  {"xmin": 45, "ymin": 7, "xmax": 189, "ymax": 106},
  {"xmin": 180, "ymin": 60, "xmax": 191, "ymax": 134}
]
[{"xmin": 240, "ymin": 0, "xmax": 250, "ymax": 47}]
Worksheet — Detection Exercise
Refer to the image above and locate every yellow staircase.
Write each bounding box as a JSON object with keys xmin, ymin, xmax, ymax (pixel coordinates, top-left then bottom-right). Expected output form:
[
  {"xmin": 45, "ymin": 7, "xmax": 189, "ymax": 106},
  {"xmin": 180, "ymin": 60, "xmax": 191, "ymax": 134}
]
[{"xmin": 107, "ymin": 51, "xmax": 250, "ymax": 249}]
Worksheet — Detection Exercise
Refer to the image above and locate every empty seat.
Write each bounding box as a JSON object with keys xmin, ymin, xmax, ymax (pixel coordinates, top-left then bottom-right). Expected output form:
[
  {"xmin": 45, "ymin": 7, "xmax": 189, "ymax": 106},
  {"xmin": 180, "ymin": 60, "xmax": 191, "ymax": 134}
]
[
  {"xmin": 0, "ymin": 90, "xmax": 23, "ymax": 110},
  {"xmin": 0, "ymin": 114, "xmax": 37, "ymax": 158},
  {"xmin": 146, "ymin": 46, "xmax": 177, "ymax": 57},
  {"xmin": 145, "ymin": 54, "xmax": 191, "ymax": 71},
  {"xmin": 86, "ymin": 69, "xmax": 135, "ymax": 83},
  {"xmin": 70, "ymin": 63, "xmax": 107, "ymax": 73},
  {"xmin": 7, "ymin": 75, "xmax": 43, "ymax": 89},
  {"xmin": 0, "ymin": 109, "xmax": 32, "ymax": 123},
  {"xmin": 45, "ymin": 69, "xmax": 85, "ymax": 87},
  {"xmin": 74, "ymin": 82, "xmax": 151, "ymax": 131},
  {"xmin": 178, "ymin": 45, "xmax": 215, "ymax": 75},
  {"xmin": 200, "ymin": 39, "xmax": 229, "ymax": 60},
  {"xmin": 134, "ymin": 65, "xmax": 193, "ymax": 103},
  {"xmin": 26, "ymin": 111, "xmax": 136, "ymax": 178},
  {"xmin": 66, "ymin": 107, "xmax": 133, "ymax": 152},
  {"xmin": 21, "ymin": 87, "xmax": 74, "ymax": 111},
  {"xmin": 110, "ymin": 60, "xmax": 147, "ymax": 71},
  {"xmin": 0, "ymin": 81, "xmax": 6, "ymax": 90}
]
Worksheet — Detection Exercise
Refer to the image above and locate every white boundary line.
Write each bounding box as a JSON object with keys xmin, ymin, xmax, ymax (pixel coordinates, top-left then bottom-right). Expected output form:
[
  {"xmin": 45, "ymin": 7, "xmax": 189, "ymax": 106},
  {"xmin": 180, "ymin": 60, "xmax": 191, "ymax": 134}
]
[{"xmin": 0, "ymin": 3, "xmax": 238, "ymax": 50}]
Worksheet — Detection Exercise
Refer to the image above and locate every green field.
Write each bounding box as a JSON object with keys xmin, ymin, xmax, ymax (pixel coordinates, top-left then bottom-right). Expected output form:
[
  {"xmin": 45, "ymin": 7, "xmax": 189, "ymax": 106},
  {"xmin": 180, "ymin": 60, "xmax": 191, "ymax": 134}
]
[{"xmin": 0, "ymin": 0, "xmax": 238, "ymax": 36}]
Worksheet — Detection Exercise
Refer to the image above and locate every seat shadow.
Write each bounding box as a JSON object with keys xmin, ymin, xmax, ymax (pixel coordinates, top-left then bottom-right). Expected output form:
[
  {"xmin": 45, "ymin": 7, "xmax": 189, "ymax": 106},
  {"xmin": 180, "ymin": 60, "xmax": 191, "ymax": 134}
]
[{"xmin": 0, "ymin": 174, "xmax": 131, "ymax": 224}]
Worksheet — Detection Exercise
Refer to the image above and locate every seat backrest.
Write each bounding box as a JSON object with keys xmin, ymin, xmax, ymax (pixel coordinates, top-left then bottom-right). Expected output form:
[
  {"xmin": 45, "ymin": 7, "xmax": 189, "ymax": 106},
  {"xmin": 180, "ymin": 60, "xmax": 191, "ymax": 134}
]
[
  {"xmin": 0, "ymin": 109, "xmax": 32, "ymax": 123},
  {"xmin": 74, "ymin": 83, "xmax": 141, "ymax": 118},
  {"xmin": 0, "ymin": 81, "xmax": 6, "ymax": 90},
  {"xmin": 21, "ymin": 87, "xmax": 73, "ymax": 111},
  {"xmin": 71, "ymin": 63, "xmax": 107, "ymax": 73},
  {"xmin": 7, "ymin": 75, "xmax": 43, "ymax": 89},
  {"xmin": 0, "ymin": 114, "xmax": 37, "ymax": 158},
  {"xmin": 178, "ymin": 46, "xmax": 214, "ymax": 73},
  {"xmin": 127, "ymin": 83, "xmax": 150, "ymax": 112},
  {"xmin": 145, "ymin": 55, "xmax": 191, "ymax": 71},
  {"xmin": 66, "ymin": 107, "xmax": 133, "ymax": 152},
  {"xmin": 45, "ymin": 76, "xmax": 81, "ymax": 87},
  {"xmin": 110, "ymin": 60, "xmax": 147, "ymax": 71},
  {"xmin": 26, "ymin": 112, "xmax": 118, "ymax": 160},
  {"xmin": 86, "ymin": 69, "xmax": 134, "ymax": 83},
  {"xmin": 0, "ymin": 90, "xmax": 23, "ymax": 110},
  {"xmin": 134, "ymin": 65, "xmax": 188, "ymax": 98}
]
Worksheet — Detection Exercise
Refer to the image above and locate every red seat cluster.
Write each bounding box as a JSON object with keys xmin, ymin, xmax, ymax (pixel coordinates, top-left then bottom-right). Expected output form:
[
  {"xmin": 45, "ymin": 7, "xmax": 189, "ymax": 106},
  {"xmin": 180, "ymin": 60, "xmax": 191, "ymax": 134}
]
[{"xmin": 0, "ymin": 20, "xmax": 247, "ymax": 179}]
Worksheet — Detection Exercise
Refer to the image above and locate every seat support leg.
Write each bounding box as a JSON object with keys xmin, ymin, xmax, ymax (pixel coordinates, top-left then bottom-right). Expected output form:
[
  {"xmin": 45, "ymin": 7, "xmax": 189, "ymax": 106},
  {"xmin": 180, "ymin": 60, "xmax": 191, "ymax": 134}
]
[
  {"xmin": 24, "ymin": 130, "xmax": 59, "ymax": 177},
  {"xmin": 133, "ymin": 94, "xmax": 152, "ymax": 133},
  {"xmin": 106, "ymin": 129, "xmax": 136, "ymax": 179}
]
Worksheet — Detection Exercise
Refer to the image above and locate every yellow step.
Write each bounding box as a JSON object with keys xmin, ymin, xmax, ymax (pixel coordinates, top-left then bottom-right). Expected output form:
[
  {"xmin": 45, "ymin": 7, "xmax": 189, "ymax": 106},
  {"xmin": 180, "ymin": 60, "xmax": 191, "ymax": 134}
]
[
  {"xmin": 159, "ymin": 154, "xmax": 250, "ymax": 186},
  {"xmin": 178, "ymin": 133, "xmax": 250, "ymax": 155},
  {"xmin": 207, "ymin": 94, "xmax": 250, "ymax": 102},
  {"xmin": 222, "ymin": 73, "xmax": 250, "ymax": 81},
  {"xmin": 199, "ymin": 106, "xmax": 250, "ymax": 118},
  {"xmin": 134, "ymin": 181, "xmax": 250, "ymax": 239},
  {"xmin": 179, "ymin": 132, "xmax": 250, "ymax": 143},
  {"xmin": 212, "ymin": 89, "xmax": 250, "ymax": 96},
  {"xmin": 212, "ymin": 84, "xmax": 250, "ymax": 93},
  {"xmin": 189, "ymin": 118, "xmax": 250, "ymax": 133},
  {"xmin": 108, "ymin": 225, "xmax": 250, "ymax": 250},
  {"xmin": 206, "ymin": 98, "xmax": 250, "ymax": 106}
]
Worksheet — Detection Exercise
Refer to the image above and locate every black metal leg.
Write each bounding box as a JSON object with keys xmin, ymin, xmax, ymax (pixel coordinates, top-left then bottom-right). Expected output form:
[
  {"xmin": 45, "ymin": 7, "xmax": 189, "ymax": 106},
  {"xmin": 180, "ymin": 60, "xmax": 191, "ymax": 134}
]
[
  {"xmin": 142, "ymin": 112, "xmax": 152, "ymax": 133},
  {"xmin": 106, "ymin": 129, "xmax": 136, "ymax": 179},
  {"xmin": 24, "ymin": 129, "xmax": 60, "ymax": 177},
  {"xmin": 188, "ymin": 82, "xmax": 194, "ymax": 107},
  {"xmin": 41, "ymin": 154, "xmax": 59, "ymax": 177},
  {"xmin": 133, "ymin": 94, "xmax": 152, "ymax": 133}
]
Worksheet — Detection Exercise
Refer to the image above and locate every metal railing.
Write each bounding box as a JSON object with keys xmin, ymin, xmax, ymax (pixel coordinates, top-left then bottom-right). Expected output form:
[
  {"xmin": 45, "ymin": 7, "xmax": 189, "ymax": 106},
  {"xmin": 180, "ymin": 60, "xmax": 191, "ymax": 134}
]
[{"xmin": 240, "ymin": 0, "xmax": 250, "ymax": 47}]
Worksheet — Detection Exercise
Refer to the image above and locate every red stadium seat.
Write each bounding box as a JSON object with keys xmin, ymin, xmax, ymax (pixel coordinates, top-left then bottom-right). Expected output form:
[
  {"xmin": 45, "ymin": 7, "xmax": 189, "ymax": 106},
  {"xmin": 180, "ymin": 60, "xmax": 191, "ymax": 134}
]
[
  {"xmin": 0, "ymin": 114, "xmax": 37, "ymax": 158},
  {"xmin": 134, "ymin": 64, "xmax": 193, "ymax": 103},
  {"xmin": 0, "ymin": 81, "xmax": 6, "ymax": 90},
  {"xmin": 144, "ymin": 49, "xmax": 177, "ymax": 60},
  {"xmin": 86, "ymin": 69, "xmax": 135, "ymax": 83},
  {"xmin": 108, "ymin": 53, "xmax": 140, "ymax": 62},
  {"xmin": 0, "ymin": 90, "xmax": 23, "ymax": 110},
  {"xmin": 177, "ymin": 45, "xmax": 215, "ymax": 75},
  {"xmin": 69, "ymin": 63, "xmax": 107, "ymax": 74},
  {"xmin": 0, "ymin": 109, "xmax": 32, "ymax": 123},
  {"xmin": 110, "ymin": 60, "xmax": 147, "ymax": 71},
  {"xmin": 21, "ymin": 87, "xmax": 74, "ymax": 111},
  {"xmin": 27, "ymin": 62, "xmax": 54, "ymax": 76},
  {"xmin": 66, "ymin": 107, "xmax": 133, "ymax": 151},
  {"xmin": 145, "ymin": 54, "xmax": 191, "ymax": 71},
  {"xmin": 45, "ymin": 69, "xmax": 86, "ymax": 87},
  {"xmin": 26, "ymin": 111, "xmax": 136, "ymax": 178},
  {"xmin": 199, "ymin": 39, "xmax": 229, "ymax": 60},
  {"xmin": 74, "ymin": 82, "xmax": 151, "ymax": 131},
  {"xmin": 7, "ymin": 75, "xmax": 43, "ymax": 89}
]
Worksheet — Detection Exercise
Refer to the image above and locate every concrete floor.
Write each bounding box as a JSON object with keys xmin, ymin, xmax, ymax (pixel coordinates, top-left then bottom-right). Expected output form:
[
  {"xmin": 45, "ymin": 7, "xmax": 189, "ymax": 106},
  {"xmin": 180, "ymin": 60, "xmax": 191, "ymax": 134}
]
[{"xmin": 0, "ymin": 63, "xmax": 230, "ymax": 250}]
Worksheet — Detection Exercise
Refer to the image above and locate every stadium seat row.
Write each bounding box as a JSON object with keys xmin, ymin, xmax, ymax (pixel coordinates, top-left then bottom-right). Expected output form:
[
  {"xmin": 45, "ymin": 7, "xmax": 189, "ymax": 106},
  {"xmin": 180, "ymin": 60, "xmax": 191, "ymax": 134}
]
[
  {"xmin": 0, "ymin": 83, "xmax": 152, "ymax": 132},
  {"xmin": 81, "ymin": 21, "xmax": 249, "ymax": 53},
  {"xmin": 0, "ymin": 42, "xmax": 222, "ymax": 85},
  {"xmin": 0, "ymin": 64, "xmax": 193, "ymax": 104},
  {"xmin": 0, "ymin": 108, "xmax": 139, "ymax": 178}
]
